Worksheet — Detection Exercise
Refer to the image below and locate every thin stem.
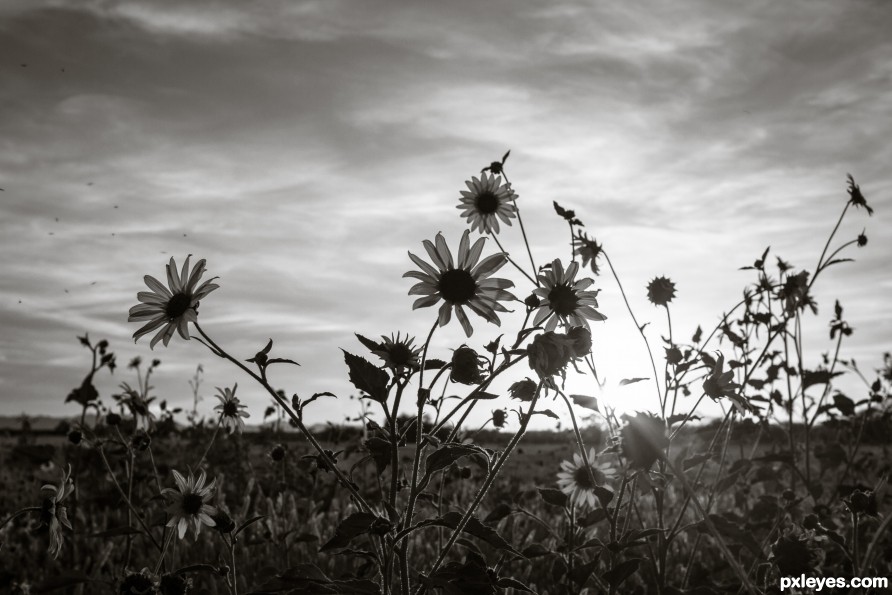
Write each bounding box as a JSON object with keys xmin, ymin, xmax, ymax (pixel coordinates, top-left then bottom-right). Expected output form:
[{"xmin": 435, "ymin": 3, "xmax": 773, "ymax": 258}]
[
  {"xmin": 492, "ymin": 233, "xmax": 537, "ymax": 286},
  {"xmin": 98, "ymin": 447, "xmax": 162, "ymax": 552},
  {"xmin": 196, "ymin": 417, "xmax": 222, "ymax": 469}
]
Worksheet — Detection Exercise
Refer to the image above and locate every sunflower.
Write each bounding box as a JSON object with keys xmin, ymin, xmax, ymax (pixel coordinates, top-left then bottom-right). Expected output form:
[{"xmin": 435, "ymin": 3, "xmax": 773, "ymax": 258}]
[
  {"xmin": 371, "ymin": 333, "xmax": 422, "ymax": 372},
  {"xmin": 162, "ymin": 469, "xmax": 217, "ymax": 539},
  {"xmin": 213, "ymin": 384, "xmax": 250, "ymax": 434},
  {"xmin": 456, "ymin": 173, "xmax": 518, "ymax": 234},
  {"xmin": 128, "ymin": 256, "xmax": 219, "ymax": 349},
  {"xmin": 702, "ymin": 353, "xmax": 739, "ymax": 401},
  {"xmin": 531, "ymin": 259, "xmax": 606, "ymax": 332},
  {"xmin": 404, "ymin": 230, "xmax": 516, "ymax": 337},
  {"xmin": 39, "ymin": 464, "xmax": 74, "ymax": 559},
  {"xmin": 556, "ymin": 448, "xmax": 616, "ymax": 509}
]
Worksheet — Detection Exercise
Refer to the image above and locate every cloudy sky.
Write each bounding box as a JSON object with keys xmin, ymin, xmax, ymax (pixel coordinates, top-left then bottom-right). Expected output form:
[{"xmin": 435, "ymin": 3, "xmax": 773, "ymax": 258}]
[{"xmin": 1, "ymin": 0, "xmax": 890, "ymax": 430}]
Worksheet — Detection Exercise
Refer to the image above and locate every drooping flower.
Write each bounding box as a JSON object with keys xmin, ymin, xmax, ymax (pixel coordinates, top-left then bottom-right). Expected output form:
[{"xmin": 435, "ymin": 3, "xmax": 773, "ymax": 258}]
[
  {"xmin": 492, "ymin": 408, "xmax": 508, "ymax": 429},
  {"xmin": 39, "ymin": 464, "xmax": 74, "ymax": 559},
  {"xmin": 531, "ymin": 259, "xmax": 606, "ymax": 332},
  {"xmin": 162, "ymin": 469, "xmax": 217, "ymax": 539},
  {"xmin": 846, "ymin": 174, "xmax": 873, "ymax": 215},
  {"xmin": 566, "ymin": 326, "xmax": 592, "ymax": 358},
  {"xmin": 646, "ymin": 276, "xmax": 676, "ymax": 307},
  {"xmin": 371, "ymin": 333, "xmax": 422, "ymax": 372},
  {"xmin": 508, "ymin": 378, "xmax": 537, "ymax": 402},
  {"xmin": 450, "ymin": 346, "xmax": 485, "ymax": 385},
  {"xmin": 456, "ymin": 173, "xmax": 518, "ymax": 234},
  {"xmin": 556, "ymin": 448, "xmax": 617, "ymax": 509},
  {"xmin": 702, "ymin": 353, "xmax": 740, "ymax": 401},
  {"xmin": 620, "ymin": 413, "xmax": 669, "ymax": 470},
  {"xmin": 574, "ymin": 233, "xmax": 603, "ymax": 276},
  {"xmin": 128, "ymin": 256, "xmax": 219, "ymax": 349},
  {"xmin": 213, "ymin": 385, "xmax": 250, "ymax": 435},
  {"xmin": 526, "ymin": 331, "xmax": 575, "ymax": 379},
  {"xmin": 778, "ymin": 270, "xmax": 816, "ymax": 315},
  {"xmin": 404, "ymin": 230, "xmax": 516, "ymax": 337}
]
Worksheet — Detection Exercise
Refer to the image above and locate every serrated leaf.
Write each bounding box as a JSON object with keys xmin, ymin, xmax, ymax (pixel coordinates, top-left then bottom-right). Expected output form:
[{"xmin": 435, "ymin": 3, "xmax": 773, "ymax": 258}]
[
  {"xmin": 355, "ymin": 333, "xmax": 383, "ymax": 353},
  {"xmin": 341, "ymin": 350, "xmax": 389, "ymax": 402},
  {"xmin": 267, "ymin": 357, "xmax": 301, "ymax": 367},
  {"xmin": 426, "ymin": 444, "xmax": 488, "ymax": 476}
]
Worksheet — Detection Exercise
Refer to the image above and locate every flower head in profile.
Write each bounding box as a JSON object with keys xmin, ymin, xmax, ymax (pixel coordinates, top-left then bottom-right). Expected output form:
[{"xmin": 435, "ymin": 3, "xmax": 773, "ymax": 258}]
[
  {"xmin": 647, "ymin": 276, "xmax": 676, "ymax": 307},
  {"xmin": 574, "ymin": 233, "xmax": 603, "ymax": 276},
  {"xmin": 556, "ymin": 448, "xmax": 617, "ymax": 508},
  {"xmin": 404, "ymin": 230, "xmax": 516, "ymax": 337},
  {"xmin": 128, "ymin": 256, "xmax": 219, "ymax": 349},
  {"xmin": 213, "ymin": 384, "xmax": 249, "ymax": 434},
  {"xmin": 457, "ymin": 173, "xmax": 517, "ymax": 234},
  {"xmin": 162, "ymin": 469, "xmax": 217, "ymax": 539},
  {"xmin": 702, "ymin": 353, "xmax": 739, "ymax": 401},
  {"xmin": 532, "ymin": 259, "xmax": 606, "ymax": 332},
  {"xmin": 371, "ymin": 333, "xmax": 422, "ymax": 372},
  {"xmin": 527, "ymin": 331, "xmax": 575, "ymax": 378},
  {"xmin": 846, "ymin": 174, "xmax": 873, "ymax": 215},
  {"xmin": 39, "ymin": 464, "xmax": 74, "ymax": 559}
]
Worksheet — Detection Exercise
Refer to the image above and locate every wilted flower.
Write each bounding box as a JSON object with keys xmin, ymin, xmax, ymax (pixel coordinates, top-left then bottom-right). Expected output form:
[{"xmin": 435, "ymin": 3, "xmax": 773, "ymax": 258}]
[
  {"xmin": 128, "ymin": 256, "xmax": 219, "ymax": 349},
  {"xmin": 456, "ymin": 172, "xmax": 518, "ymax": 234},
  {"xmin": 371, "ymin": 333, "xmax": 422, "ymax": 372},
  {"xmin": 566, "ymin": 326, "xmax": 592, "ymax": 358},
  {"xmin": 492, "ymin": 409, "xmax": 507, "ymax": 428},
  {"xmin": 771, "ymin": 532, "xmax": 821, "ymax": 575},
  {"xmin": 778, "ymin": 270, "xmax": 816, "ymax": 315},
  {"xmin": 451, "ymin": 346, "xmax": 485, "ymax": 385},
  {"xmin": 702, "ymin": 354, "xmax": 740, "ymax": 401},
  {"xmin": 620, "ymin": 413, "xmax": 669, "ymax": 469},
  {"xmin": 556, "ymin": 448, "xmax": 616, "ymax": 508},
  {"xmin": 130, "ymin": 429, "xmax": 152, "ymax": 452},
  {"xmin": 527, "ymin": 331, "xmax": 575, "ymax": 378},
  {"xmin": 162, "ymin": 470, "xmax": 217, "ymax": 539},
  {"xmin": 404, "ymin": 230, "xmax": 516, "ymax": 337},
  {"xmin": 647, "ymin": 276, "xmax": 676, "ymax": 307},
  {"xmin": 574, "ymin": 233, "xmax": 603, "ymax": 276},
  {"xmin": 508, "ymin": 378, "xmax": 537, "ymax": 402},
  {"xmin": 211, "ymin": 508, "xmax": 236, "ymax": 534},
  {"xmin": 213, "ymin": 385, "xmax": 249, "ymax": 435},
  {"xmin": 39, "ymin": 464, "xmax": 74, "ymax": 559},
  {"xmin": 846, "ymin": 174, "xmax": 873, "ymax": 215},
  {"xmin": 531, "ymin": 259, "xmax": 606, "ymax": 332}
]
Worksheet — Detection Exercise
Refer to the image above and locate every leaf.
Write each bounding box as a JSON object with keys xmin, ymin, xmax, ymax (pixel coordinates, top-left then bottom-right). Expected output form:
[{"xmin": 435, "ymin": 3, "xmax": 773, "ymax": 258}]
[
  {"xmin": 569, "ymin": 557, "xmax": 601, "ymax": 585},
  {"xmin": 471, "ymin": 391, "xmax": 499, "ymax": 400},
  {"xmin": 536, "ymin": 409, "xmax": 560, "ymax": 420},
  {"xmin": 496, "ymin": 577, "xmax": 534, "ymax": 592},
  {"xmin": 415, "ymin": 512, "xmax": 522, "ymax": 557},
  {"xmin": 832, "ymin": 392, "xmax": 856, "ymax": 416},
  {"xmin": 570, "ymin": 394, "xmax": 599, "ymax": 412},
  {"xmin": 538, "ymin": 487, "xmax": 568, "ymax": 507},
  {"xmin": 302, "ymin": 392, "xmax": 337, "ymax": 410},
  {"xmin": 802, "ymin": 369, "xmax": 844, "ymax": 390},
  {"xmin": 483, "ymin": 503, "xmax": 513, "ymax": 524},
  {"xmin": 364, "ymin": 437, "xmax": 390, "ymax": 475},
  {"xmin": 692, "ymin": 325, "xmax": 703, "ymax": 343},
  {"xmin": 235, "ymin": 515, "xmax": 267, "ymax": 538},
  {"xmin": 424, "ymin": 358, "xmax": 446, "ymax": 370},
  {"xmin": 683, "ymin": 453, "xmax": 711, "ymax": 471},
  {"xmin": 521, "ymin": 543, "xmax": 552, "ymax": 558},
  {"xmin": 355, "ymin": 333, "xmax": 383, "ymax": 353},
  {"xmin": 580, "ymin": 507, "xmax": 608, "ymax": 527},
  {"xmin": 619, "ymin": 378, "xmax": 648, "ymax": 386},
  {"xmin": 267, "ymin": 357, "xmax": 301, "ymax": 367},
  {"xmin": 341, "ymin": 350, "xmax": 389, "ymax": 402},
  {"xmin": 426, "ymin": 444, "xmax": 488, "ymax": 476},
  {"xmin": 320, "ymin": 512, "xmax": 387, "ymax": 551},
  {"xmin": 604, "ymin": 558, "xmax": 641, "ymax": 589}
]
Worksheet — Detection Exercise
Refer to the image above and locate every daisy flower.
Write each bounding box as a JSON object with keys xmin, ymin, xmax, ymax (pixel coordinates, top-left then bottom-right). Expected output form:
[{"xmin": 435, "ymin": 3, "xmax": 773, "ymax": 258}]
[
  {"xmin": 456, "ymin": 173, "xmax": 518, "ymax": 234},
  {"xmin": 404, "ymin": 230, "xmax": 516, "ymax": 337},
  {"xmin": 162, "ymin": 469, "xmax": 217, "ymax": 539},
  {"xmin": 39, "ymin": 464, "xmax": 74, "ymax": 559},
  {"xmin": 371, "ymin": 333, "xmax": 422, "ymax": 372},
  {"xmin": 128, "ymin": 255, "xmax": 219, "ymax": 349},
  {"xmin": 213, "ymin": 384, "xmax": 250, "ymax": 434},
  {"xmin": 556, "ymin": 448, "xmax": 616, "ymax": 509},
  {"xmin": 531, "ymin": 259, "xmax": 606, "ymax": 332}
]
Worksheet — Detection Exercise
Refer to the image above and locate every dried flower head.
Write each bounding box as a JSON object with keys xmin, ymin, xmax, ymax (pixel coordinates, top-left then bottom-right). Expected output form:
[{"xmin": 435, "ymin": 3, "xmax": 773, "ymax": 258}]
[
  {"xmin": 450, "ymin": 346, "xmax": 485, "ymax": 385},
  {"xmin": 527, "ymin": 331, "xmax": 575, "ymax": 379},
  {"xmin": 702, "ymin": 353, "xmax": 740, "ymax": 401},
  {"xmin": 508, "ymin": 378, "xmax": 537, "ymax": 402},
  {"xmin": 646, "ymin": 276, "xmax": 676, "ymax": 307},
  {"xmin": 574, "ymin": 233, "xmax": 603, "ymax": 276},
  {"xmin": 371, "ymin": 332, "xmax": 421, "ymax": 372},
  {"xmin": 404, "ymin": 230, "xmax": 516, "ymax": 337},
  {"xmin": 492, "ymin": 408, "xmax": 507, "ymax": 429},
  {"xmin": 39, "ymin": 464, "xmax": 74, "ymax": 559},
  {"xmin": 128, "ymin": 256, "xmax": 219, "ymax": 349},
  {"xmin": 846, "ymin": 174, "xmax": 873, "ymax": 215}
]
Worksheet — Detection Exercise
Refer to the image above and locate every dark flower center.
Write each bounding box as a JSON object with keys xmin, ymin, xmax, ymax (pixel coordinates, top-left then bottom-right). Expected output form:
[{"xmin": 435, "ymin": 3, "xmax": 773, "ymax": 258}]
[
  {"xmin": 182, "ymin": 492, "xmax": 204, "ymax": 515},
  {"xmin": 572, "ymin": 465, "xmax": 603, "ymax": 490},
  {"xmin": 439, "ymin": 269, "xmax": 477, "ymax": 304},
  {"xmin": 387, "ymin": 343, "xmax": 412, "ymax": 366},
  {"xmin": 475, "ymin": 190, "xmax": 500, "ymax": 214},
  {"xmin": 166, "ymin": 293, "xmax": 191, "ymax": 319},
  {"xmin": 222, "ymin": 400, "xmax": 239, "ymax": 417},
  {"xmin": 548, "ymin": 284, "xmax": 579, "ymax": 316}
]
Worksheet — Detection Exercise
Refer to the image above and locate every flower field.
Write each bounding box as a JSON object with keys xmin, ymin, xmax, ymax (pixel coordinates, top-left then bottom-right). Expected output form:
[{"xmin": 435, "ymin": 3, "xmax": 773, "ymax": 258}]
[{"xmin": 1, "ymin": 161, "xmax": 890, "ymax": 595}]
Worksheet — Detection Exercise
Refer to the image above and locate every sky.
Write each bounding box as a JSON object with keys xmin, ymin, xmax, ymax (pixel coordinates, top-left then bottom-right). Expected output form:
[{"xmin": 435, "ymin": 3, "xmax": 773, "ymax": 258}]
[{"xmin": 1, "ymin": 0, "xmax": 890, "ymax": 432}]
